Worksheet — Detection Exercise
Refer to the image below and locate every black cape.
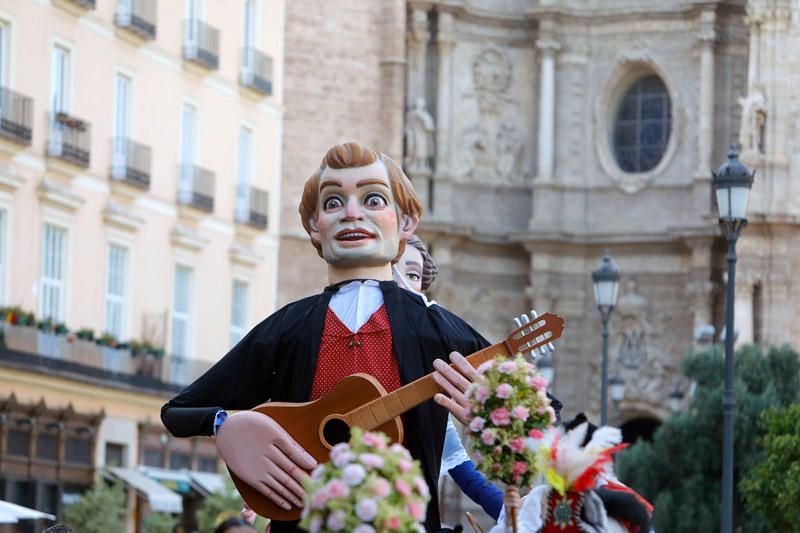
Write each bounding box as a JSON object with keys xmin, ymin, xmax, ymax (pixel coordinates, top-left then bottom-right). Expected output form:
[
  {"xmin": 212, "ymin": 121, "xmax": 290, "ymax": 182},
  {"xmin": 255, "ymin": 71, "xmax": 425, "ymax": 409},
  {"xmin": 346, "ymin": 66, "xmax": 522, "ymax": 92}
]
[{"xmin": 162, "ymin": 280, "xmax": 495, "ymax": 532}]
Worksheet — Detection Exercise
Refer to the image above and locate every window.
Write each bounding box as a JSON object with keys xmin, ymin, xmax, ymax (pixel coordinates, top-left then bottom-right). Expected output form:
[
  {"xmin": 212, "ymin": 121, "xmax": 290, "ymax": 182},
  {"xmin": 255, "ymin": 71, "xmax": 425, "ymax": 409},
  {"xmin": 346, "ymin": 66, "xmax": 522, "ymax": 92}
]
[
  {"xmin": 41, "ymin": 224, "xmax": 67, "ymax": 322},
  {"xmin": 51, "ymin": 45, "xmax": 70, "ymax": 112},
  {"xmin": 0, "ymin": 209, "xmax": 6, "ymax": 305},
  {"xmin": 235, "ymin": 126, "xmax": 253, "ymax": 221},
  {"xmin": 143, "ymin": 448, "xmax": 163, "ymax": 468},
  {"xmin": 105, "ymin": 442, "xmax": 125, "ymax": 467},
  {"xmin": 180, "ymin": 103, "xmax": 197, "ymax": 165},
  {"xmin": 7, "ymin": 428, "xmax": 30, "ymax": 456},
  {"xmin": 613, "ymin": 75, "xmax": 671, "ymax": 173},
  {"xmin": 243, "ymin": 0, "xmax": 256, "ymax": 49},
  {"xmin": 36, "ymin": 433, "xmax": 58, "ymax": 460},
  {"xmin": 230, "ymin": 280, "xmax": 248, "ymax": 346},
  {"xmin": 196, "ymin": 455, "xmax": 218, "ymax": 473},
  {"xmin": 104, "ymin": 244, "xmax": 128, "ymax": 340},
  {"xmin": 65, "ymin": 437, "xmax": 91, "ymax": 464},
  {"xmin": 169, "ymin": 451, "xmax": 191, "ymax": 470},
  {"xmin": 0, "ymin": 21, "xmax": 9, "ymax": 87},
  {"xmin": 113, "ymin": 73, "xmax": 132, "ymax": 140},
  {"xmin": 171, "ymin": 265, "xmax": 193, "ymax": 358}
]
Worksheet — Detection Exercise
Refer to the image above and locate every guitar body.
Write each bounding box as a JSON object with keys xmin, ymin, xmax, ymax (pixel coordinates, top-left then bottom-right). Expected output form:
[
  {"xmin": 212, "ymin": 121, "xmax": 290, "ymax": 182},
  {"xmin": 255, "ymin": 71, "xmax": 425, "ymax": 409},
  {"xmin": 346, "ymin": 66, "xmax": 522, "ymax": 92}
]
[{"xmin": 229, "ymin": 373, "xmax": 403, "ymax": 521}]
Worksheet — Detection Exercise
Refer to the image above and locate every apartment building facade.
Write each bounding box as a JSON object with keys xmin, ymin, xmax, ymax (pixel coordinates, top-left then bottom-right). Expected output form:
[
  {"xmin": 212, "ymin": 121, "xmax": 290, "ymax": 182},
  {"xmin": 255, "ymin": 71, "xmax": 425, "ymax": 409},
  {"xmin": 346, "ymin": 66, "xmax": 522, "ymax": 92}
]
[{"xmin": 0, "ymin": 0, "xmax": 283, "ymax": 530}]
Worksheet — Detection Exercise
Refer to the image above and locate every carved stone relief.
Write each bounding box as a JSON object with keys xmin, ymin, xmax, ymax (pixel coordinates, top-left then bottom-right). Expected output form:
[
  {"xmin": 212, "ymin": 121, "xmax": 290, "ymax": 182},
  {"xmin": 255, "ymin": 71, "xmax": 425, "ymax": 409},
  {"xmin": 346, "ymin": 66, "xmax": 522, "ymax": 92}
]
[
  {"xmin": 738, "ymin": 88, "xmax": 767, "ymax": 155},
  {"xmin": 404, "ymin": 98, "xmax": 436, "ymax": 176}
]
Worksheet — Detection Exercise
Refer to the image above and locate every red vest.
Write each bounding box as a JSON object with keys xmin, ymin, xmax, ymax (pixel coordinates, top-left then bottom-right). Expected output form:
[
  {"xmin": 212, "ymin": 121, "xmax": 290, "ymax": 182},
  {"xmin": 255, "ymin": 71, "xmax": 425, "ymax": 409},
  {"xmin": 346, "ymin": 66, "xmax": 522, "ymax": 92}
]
[{"xmin": 309, "ymin": 304, "xmax": 401, "ymax": 401}]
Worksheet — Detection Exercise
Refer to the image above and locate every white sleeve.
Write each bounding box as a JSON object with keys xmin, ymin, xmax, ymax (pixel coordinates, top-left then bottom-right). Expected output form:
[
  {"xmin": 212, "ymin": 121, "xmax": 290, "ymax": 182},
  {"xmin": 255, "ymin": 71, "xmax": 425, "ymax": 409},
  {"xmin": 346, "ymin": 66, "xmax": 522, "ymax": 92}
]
[{"xmin": 440, "ymin": 416, "xmax": 471, "ymax": 473}]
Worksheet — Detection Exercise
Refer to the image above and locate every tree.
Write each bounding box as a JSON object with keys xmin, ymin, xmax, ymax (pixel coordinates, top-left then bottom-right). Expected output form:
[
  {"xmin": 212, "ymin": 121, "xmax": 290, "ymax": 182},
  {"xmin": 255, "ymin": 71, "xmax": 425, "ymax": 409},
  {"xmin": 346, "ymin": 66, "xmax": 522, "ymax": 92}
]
[
  {"xmin": 616, "ymin": 344, "xmax": 800, "ymax": 532},
  {"xmin": 143, "ymin": 512, "xmax": 178, "ymax": 533},
  {"xmin": 63, "ymin": 481, "xmax": 126, "ymax": 533},
  {"xmin": 196, "ymin": 471, "xmax": 269, "ymax": 532},
  {"xmin": 740, "ymin": 403, "xmax": 800, "ymax": 531}
]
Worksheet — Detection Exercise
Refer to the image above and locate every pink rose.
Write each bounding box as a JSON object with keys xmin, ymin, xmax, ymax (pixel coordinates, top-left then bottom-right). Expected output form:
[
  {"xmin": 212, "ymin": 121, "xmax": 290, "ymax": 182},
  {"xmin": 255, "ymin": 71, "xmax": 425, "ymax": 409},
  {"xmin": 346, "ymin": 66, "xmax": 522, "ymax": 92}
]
[
  {"xmin": 356, "ymin": 498, "xmax": 378, "ymax": 521},
  {"xmin": 387, "ymin": 516, "xmax": 401, "ymax": 530},
  {"xmin": 390, "ymin": 443, "xmax": 411, "ymax": 459},
  {"xmin": 475, "ymin": 386, "xmax": 491, "ymax": 403},
  {"xmin": 326, "ymin": 479, "xmax": 350, "ymax": 499},
  {"xmin": 512, "ymin": 461, "xmax": 528, "ymax": 476},
  {"xmin": 413, "ymin": 476, "xmax": 430, "ymax": 498},
  {"xmin": 359, "ymin": 452, "xmax": 385, "ymax": 469},
  {"xmin": 469, "ymin": 416, "xmax": 486, "ymax": 432},
  {"xmin": 395, "ymin": 478, "xmax": 412, "ymax": 498},
  {"xmin": 481, "ymin": 429, "xmax": 495, "ymax": 445},
  {"xmin": 362, "ymin": 431, "xmax": 387, "ymax": 449},
  {"xmin": 511, "ymin": 405, "xmax": 529, "ymax": 421},
  {"xmin": 530, "ymin": 375, "xmax": 548, "ymax": 391},
  {"xmin": 372, "ymin": 478, "xmax": 391, "ymax": 498},
  {"xmin": 326, "ymin": 510, "xmax": 346, "ymax": 531},
  {"xmin": 353, "ymin": 526, "xmax": 376, "ymax": 533},
  {"xmin": 342, "ymin": 464, "xmax": 366, "ymax": 486},
  {"xmin": 407, "ymin": 500, "xmax": 425, "ymax": 521},
  {"xmin": 528, "ymin": 428, "xmax": 544, "ymax": 439},
  {"xmin": 490, "ymin": 407, "xmax": 511, "ymax": 426},
  {"xmin": 477, "ymin": 360, "xmax": 494, "ymax": 374},
  {"xmin": 398, "ymin": 458, "xmax": 413, "ymax": 473},
  {"xmin": 491, "ymin": 462, "xmax": 502, "ymax": 473},
  {"xmin": 537, "ymin": 405, "xmax": 548, "ymax": 414},
  {"xmin": 495, "ymin": 383, "xmax": 513, "ymax": 399},
  {"xmin": 311, "ymin": 488, "xmax": 330, "ymax": 509},
  {"xmin": 509, "ymin": 437, "xmax": 526, "ymax": 453},
  {"xmin": 471, "ymin": 450, "xmax": 483, "ymax": 464},
  {"xmin": 498, "ymin": 361, "xmax": 517, "ymax": 374}
]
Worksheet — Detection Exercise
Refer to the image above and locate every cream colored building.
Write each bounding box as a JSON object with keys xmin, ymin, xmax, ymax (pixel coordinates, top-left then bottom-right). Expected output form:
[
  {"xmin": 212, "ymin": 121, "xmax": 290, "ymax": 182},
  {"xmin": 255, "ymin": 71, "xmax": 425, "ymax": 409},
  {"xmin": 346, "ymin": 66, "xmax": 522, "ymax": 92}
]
[{"xmin": 0, "ymin": 0, "xmax": 284, "ymax": 530}]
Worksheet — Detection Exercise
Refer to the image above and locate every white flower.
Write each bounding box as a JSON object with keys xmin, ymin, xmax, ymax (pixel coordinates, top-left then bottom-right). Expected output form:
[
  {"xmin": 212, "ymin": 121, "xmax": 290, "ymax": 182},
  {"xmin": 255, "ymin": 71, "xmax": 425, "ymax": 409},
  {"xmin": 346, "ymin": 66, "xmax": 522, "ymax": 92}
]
[
  {"xmin": 326, "ymin": 510, "xmax": 346, "ymax": 531},
  {"xmin": 353, "ymin": 525, "xmax": 376, "ymax": 533},
  {"xmin": 355, "ymin": 498, "xmax": 379, "ymax": 521},
  {"xmin": 342, "ymin": 463, "xmax": 367, "ymax": 486}
]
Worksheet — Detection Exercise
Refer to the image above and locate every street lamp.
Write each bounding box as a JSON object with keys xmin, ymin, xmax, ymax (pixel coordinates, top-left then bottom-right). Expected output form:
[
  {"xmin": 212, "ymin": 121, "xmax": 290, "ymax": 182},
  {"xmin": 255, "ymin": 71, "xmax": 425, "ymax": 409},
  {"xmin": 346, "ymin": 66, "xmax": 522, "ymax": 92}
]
[
  {"xmin": 712, "ymin": 144, "xmax": 754, "ymax": 533},
  {"xmin": 669, "ymin": 385, "xmax": 686, "ymax": 414},
  {"xmin": 609, "ymin": 375, "xmax": 626, "ymax": 404},
  {"xmin": 592, "ymin": 250, "xmax": 621, "ymax": 426}
]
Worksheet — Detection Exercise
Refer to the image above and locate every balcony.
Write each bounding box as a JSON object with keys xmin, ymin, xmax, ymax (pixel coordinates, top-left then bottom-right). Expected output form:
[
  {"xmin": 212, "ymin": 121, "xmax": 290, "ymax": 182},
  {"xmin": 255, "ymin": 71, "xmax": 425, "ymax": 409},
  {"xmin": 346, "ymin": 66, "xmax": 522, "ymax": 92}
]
[
  {"xmin": 234, "ymin": 184, "xmax": 269, "ymax": 229},
  {"xmin": 183, "ymin": 20, "xmax": 219, "ymax": 70},
  {"xmin": 65, "ymin": 0, "xmax": 96, "ymax": 8},
  {"xmin": 240, "ymin": 48, "xmax": 273, "ymax": 96},
  {"xmin": 0, "ymin": 87, "xmax": 33, "ymax": 146},
  {"xmin": 110, "ymin": 137, "xmax": 152, "ymax": 190},
  {"xmin": 115, "ymin": 0, "xmax": 157, "ymax": 40},
  {"xmin": 47, "ymin": 112, "xmax": 91, "ymax": 168},
  {"xmin": 177, "ymin": 165, "xmax": 215, "ymax": 213}
]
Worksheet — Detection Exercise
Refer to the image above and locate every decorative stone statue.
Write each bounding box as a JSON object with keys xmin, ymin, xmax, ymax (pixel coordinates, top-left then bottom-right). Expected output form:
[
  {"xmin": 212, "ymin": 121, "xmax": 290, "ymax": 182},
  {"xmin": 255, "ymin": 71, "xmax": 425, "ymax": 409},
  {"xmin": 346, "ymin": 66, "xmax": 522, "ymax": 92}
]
[
  {"xmin": 738, "ymin": 89, "xmax": 767, "ymax": 154},
  {"xmin": 404, "ymin": 98, "xmax": 435, "ymax": 175}
]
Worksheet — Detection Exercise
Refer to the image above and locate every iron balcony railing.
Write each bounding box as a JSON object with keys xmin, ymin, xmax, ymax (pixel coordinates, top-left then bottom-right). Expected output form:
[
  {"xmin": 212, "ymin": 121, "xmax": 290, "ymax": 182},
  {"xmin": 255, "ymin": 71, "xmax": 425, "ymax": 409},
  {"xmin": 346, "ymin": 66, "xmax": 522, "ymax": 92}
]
[
  {"xmin": 177, "ymin": 164, "xmax": 215, "ymax": 213},
  {"xmin": 0, "ymin": 87, "xmax": 33, "ymax": 146},
  {"xmin": 234, "ymin": 184, "xmax": 269, "ymax": 229},
  {"xmin": 115, "ymin": 0, "xmax": 157, "ymax": 39},
  {"xmin": 240, "ymin": 48, "xmax": 273, "ymax": 96},
  {"xmin": 47, "ymin": 112, "xmax": 91, "ymax": 167},
  {"xmin": 183, "ymin": 20, "xmax": 220, "ymax": 70},
  {"xmin": 110, "ymin": 137, "xmax": 152, "ymax": 189}
]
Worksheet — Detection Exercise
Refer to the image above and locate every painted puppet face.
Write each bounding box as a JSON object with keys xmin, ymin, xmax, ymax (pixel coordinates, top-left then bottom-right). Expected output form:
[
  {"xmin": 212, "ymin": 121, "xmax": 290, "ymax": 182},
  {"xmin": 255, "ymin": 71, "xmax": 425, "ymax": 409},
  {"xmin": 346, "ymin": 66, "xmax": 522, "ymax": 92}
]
[
  {"xmin": 393, "ymin": 244, "xmax": 424, "ymax": 292},
  {"xmin": 310, "ymin": 161, "xmax": 407, "ymax": 267}
]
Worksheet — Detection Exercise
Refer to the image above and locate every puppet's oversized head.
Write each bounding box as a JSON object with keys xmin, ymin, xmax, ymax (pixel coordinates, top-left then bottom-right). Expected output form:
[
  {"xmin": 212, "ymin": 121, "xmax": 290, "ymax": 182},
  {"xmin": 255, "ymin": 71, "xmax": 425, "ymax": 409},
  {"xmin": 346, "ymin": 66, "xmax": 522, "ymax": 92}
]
[{"xmin": 299, "ymin": 142, "xmax": 421, "ymax": 268}]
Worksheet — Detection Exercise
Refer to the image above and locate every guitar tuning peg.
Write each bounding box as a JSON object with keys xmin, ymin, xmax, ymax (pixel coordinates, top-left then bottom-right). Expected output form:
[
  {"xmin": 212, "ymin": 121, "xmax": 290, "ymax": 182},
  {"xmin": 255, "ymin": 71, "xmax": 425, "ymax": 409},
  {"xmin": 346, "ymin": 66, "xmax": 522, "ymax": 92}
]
[
  {"xmin": 513, "ymin": 317, "xmax": 522, "ymax": 329},
  {"xmin": 520, "ymin": 314, "xmax": 531, "ymax": 324}
]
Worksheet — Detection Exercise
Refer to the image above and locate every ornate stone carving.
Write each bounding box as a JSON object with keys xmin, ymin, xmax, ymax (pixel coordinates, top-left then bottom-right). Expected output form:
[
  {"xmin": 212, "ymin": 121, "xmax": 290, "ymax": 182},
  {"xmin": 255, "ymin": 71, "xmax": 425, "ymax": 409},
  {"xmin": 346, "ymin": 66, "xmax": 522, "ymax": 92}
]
[
  {"xmin": 738, "ymin": 88, "xmax": 767, "ymax": 155},
  {"xmin": 495, "ymin": 123, "xmax": 523, "ymax": 180},
  {"xmin": 457, "ymin": 121, "xmax": 525, "ymax": 184},
  {"xmin": 404, "ymin": 98, "xmax": 436, "ymax": 175},
  {"xmin": 472, "ymin": 47, "xmax": 515, "ymax": 115}
]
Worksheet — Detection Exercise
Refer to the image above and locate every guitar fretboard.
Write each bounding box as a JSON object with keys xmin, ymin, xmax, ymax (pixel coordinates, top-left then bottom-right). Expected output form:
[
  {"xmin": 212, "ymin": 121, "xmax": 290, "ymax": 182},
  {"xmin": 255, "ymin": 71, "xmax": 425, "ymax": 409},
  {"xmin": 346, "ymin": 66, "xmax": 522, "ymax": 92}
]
[{"xmin": 343, "ymin": 341, "xmax": 513, "ymax": 430}]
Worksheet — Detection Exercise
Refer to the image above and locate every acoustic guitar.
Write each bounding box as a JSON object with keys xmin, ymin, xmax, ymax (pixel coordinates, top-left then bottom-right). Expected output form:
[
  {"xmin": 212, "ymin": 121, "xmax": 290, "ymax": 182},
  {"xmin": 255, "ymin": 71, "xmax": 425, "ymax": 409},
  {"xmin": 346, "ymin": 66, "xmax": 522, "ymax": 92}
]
[{"xmin": 231, "ymin": 311, "xmax": 565, "ymax": 521}]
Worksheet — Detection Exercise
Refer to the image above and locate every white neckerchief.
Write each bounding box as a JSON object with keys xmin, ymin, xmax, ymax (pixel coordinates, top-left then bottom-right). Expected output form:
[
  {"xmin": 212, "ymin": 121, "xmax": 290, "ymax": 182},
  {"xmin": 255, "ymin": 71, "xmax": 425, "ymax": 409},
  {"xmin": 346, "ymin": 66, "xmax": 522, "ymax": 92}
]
[{"xmin": 328, "ymin": 280, "xmax": 384, "ymax": 333}]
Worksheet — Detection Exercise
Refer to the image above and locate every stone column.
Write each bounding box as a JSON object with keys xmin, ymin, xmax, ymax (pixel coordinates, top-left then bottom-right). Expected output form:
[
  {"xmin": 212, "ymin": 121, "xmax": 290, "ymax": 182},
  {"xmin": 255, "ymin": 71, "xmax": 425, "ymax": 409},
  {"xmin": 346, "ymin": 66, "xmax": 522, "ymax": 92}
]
[
  {"xmin": 379, "ymin": 0, "xmax": 406, "ymax": 162},
  {"xmin": 733, "ymin": 278, "xmax": 754, "ymax": 347},
  {"xmin": 433, "ymin": 9, "xmax": 456, "ymax": 220},
  {"xmin": 406, "ymin": 7, "xmax": 429, "ymax": 107},
  {"xmin": 695, "ymin": 10, "xmax": 716, "ymax": 178},
  {"xmin": 536, "ymin": 39, "xmax": 560, "ymax": 181}
]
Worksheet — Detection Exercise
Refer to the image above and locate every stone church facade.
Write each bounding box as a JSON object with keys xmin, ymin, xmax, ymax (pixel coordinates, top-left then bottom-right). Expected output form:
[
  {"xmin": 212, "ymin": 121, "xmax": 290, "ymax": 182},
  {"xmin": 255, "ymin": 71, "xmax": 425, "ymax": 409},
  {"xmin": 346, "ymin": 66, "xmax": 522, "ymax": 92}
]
[{"xmin": 278, "ymin": 0, "xmax": 800, "ymax": 440}]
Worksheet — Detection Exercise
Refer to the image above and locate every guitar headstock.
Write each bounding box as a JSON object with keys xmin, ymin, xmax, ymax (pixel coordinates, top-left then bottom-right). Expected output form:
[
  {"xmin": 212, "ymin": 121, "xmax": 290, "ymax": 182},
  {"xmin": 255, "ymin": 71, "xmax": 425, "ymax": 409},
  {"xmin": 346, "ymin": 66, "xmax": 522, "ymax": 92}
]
[
  {"xmin": 506, "ymin": 311, "xmax": 564, "ymax": 357},
  {"xmin": 513, "ymin": 309, "xmax": 558, "ymax": 358}
]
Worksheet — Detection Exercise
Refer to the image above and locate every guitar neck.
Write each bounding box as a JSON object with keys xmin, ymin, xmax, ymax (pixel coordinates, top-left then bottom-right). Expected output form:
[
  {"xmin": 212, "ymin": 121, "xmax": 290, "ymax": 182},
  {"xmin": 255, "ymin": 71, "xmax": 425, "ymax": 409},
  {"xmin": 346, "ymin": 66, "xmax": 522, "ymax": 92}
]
[{"xmin": 344, "ymin": 340, "xmax": 514, "ymax": 431}]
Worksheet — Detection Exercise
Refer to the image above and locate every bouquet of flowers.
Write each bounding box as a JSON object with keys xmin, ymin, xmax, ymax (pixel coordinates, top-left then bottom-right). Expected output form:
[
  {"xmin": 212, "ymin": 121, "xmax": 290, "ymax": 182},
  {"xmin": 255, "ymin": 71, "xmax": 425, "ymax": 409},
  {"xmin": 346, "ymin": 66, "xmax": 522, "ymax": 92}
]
[
  {"xmin": 300, "ymin": 428, "xmax": 429, "ymax": 533},
  {"xmin": 465, "ymin": 355, "xmax": 556, "ymax": 487}
]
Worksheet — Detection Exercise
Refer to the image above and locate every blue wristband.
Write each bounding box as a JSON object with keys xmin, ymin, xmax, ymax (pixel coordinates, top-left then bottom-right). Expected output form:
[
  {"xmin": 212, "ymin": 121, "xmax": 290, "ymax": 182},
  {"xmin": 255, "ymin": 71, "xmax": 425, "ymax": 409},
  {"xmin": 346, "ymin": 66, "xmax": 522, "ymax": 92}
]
[{"xmin": 212, "ymin": 410, "xmax": 228, "ymax": 436}]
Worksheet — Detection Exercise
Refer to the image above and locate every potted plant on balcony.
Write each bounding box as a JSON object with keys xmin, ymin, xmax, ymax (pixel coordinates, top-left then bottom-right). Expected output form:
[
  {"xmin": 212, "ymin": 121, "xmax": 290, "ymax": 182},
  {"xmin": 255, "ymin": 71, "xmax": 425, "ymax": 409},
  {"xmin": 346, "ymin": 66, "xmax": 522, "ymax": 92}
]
[
  {"xmin": 37, "ymin": 318, "xmax": 69, "ymax": 359},
  {"xmin": 1, "ymin": 307, "xmax": 37, "ymax": 353},
  {"xmin": 76, "ymin": 328, "xmax": 95, "ymax": 341},
  {"xmin": 96, "ymin": 332, "xmax": 130, "ymax": 374},
  {"xmin": 131, "ymin": 339, "xmax": 164, "ymax": 378},
  {"xmin": 55, "ymin": 112, "xmax": 87, "ymax": 132}
]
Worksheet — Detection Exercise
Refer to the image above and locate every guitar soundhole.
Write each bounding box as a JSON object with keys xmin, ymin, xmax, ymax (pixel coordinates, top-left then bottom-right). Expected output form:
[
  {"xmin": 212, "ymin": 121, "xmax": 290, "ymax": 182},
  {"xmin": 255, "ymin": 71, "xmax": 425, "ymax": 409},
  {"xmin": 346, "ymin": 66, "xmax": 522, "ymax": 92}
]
[{"xmin": 322, "ymin": 417, "xmax": 351, "ymax": 447}]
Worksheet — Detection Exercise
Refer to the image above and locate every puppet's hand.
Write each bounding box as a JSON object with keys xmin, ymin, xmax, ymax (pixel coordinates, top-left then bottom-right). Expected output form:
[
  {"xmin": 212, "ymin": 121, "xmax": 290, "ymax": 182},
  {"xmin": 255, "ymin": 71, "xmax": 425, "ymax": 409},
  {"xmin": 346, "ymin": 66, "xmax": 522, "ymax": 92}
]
[
  {"xmin": 215, "ymin": 411, "xmax": 317, "ymax": 511},
  {"xmin": 432, "ymin": 351, "xmax": 481, "ymax": 425}
]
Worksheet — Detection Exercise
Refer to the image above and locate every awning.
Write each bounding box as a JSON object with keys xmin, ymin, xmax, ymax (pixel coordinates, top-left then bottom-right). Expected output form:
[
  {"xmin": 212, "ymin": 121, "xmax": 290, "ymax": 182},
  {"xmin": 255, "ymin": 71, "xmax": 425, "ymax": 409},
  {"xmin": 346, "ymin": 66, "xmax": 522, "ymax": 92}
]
[
  {"xmin": 139, "ymin": 466, "xmax": 193, "ymax": 495},
  {"xmin": 109, "ymin": 467, "xmax": 183, "ymax": 514},
  {"xmin": 0, "ymin": 499, "xmax": 56, "ymax": 522},
  {"xmin": 188, "ymin": 471, "xmax": 224, "ymax": 497}
]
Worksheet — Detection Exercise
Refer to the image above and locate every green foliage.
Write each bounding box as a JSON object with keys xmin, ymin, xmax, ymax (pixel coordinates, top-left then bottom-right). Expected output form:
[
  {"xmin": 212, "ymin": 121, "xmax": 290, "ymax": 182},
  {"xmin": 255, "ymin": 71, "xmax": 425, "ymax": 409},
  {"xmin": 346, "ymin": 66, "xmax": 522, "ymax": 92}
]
[
  {"xmin": 196, "ymin": 471, "xmax": 269, "ymax": 533},
  {"xmin": 143, "ymin": 512, "xmax": 178, "ymax": 533},
  {"xmin": 63, "ymin": 481, "xmax": 126, "ymax": 533},
  {"xmin": 740, "ymin": 403, "xmax": 800, "ymax": 531},
  {"xmin": 617, "ymin": 344, "xmax": 800, "ymax": 533}
]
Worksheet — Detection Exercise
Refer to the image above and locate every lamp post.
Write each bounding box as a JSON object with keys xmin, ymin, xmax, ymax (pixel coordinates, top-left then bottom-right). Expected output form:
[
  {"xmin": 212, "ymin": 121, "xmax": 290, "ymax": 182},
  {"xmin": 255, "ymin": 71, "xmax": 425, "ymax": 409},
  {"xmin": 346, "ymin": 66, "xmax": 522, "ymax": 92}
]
[
  {"xmin": 712, "ymin": 145, "xmax": 754, "ymax": 533},
  {"xmin": 592, "ymin": 251, "xmax": 621, "ymax": 426}
]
